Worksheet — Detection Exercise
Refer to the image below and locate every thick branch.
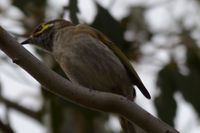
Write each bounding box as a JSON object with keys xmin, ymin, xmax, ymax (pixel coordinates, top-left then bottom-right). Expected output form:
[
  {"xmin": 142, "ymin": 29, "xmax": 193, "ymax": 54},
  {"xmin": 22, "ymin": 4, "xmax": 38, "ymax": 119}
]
[{"xmin": 0, "ymin": 26, "xmax": 179, "ymax": 133}]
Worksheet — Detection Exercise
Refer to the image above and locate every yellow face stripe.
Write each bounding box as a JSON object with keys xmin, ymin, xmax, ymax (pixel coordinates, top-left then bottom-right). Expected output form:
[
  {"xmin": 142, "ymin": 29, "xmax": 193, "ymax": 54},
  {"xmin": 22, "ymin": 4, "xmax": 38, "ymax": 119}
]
[{"xmin": 34, "ymin": 23, "xmax": 50, "ymax": 36}]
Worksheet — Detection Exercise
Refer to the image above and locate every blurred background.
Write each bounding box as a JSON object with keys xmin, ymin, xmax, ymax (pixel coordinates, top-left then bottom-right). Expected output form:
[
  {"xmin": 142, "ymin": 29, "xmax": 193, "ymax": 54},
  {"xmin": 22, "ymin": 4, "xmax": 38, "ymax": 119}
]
[{"xmin": 0, "ymin": 0, "xmax": 200, "ymax": 133}]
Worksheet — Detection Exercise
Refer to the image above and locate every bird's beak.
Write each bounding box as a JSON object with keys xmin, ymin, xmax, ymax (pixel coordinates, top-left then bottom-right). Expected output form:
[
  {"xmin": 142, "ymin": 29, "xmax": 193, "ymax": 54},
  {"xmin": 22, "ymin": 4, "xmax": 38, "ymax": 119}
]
[{"xmin": 21, "ymin": 37, "xmax": 33, "ymax": 45}]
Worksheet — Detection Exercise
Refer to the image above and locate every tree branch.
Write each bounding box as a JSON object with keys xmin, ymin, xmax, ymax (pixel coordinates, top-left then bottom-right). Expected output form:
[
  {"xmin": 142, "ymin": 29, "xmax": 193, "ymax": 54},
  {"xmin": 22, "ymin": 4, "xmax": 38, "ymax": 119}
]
[{"xmin": 0, "ymin": 26, "xmax": 179, "ymax": 133}]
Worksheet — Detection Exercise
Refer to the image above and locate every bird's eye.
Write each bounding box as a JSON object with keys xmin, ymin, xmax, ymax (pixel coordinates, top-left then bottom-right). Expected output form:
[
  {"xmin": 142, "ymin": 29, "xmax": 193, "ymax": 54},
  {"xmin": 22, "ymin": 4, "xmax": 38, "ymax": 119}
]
[{"xmin": 35, "ymin": 25, "xmax": 42, "ymax": 32}]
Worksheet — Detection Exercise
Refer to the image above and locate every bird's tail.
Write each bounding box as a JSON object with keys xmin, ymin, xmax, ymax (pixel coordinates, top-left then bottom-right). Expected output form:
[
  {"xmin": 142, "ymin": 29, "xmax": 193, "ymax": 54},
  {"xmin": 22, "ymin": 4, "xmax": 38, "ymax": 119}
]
[{"xmin": 120, "ymin": 117, "xmax": 136, "ymax": 133}]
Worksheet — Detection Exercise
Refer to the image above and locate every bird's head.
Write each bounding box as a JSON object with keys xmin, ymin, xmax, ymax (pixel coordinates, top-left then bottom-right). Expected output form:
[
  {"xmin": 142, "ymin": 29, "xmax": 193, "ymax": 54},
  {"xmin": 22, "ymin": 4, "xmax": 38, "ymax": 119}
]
[{"xmin": 21, "ymin": 19, "xmax": 74, "ymax": 52}]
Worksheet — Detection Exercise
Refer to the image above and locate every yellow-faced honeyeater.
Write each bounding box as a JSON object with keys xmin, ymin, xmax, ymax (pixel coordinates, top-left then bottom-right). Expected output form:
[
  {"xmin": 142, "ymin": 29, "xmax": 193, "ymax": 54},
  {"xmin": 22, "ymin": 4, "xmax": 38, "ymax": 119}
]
[{"xmin": 21, "ymin": 19, "xmax": 151, "ymax": 133}]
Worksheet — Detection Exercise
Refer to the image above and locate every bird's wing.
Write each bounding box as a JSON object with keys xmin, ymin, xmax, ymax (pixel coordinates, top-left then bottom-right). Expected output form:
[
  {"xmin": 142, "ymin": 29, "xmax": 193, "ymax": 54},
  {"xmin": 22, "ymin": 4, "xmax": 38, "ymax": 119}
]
[{"xmin": 75, "ymin": 24, "xmax": 151, "ymax": 99}]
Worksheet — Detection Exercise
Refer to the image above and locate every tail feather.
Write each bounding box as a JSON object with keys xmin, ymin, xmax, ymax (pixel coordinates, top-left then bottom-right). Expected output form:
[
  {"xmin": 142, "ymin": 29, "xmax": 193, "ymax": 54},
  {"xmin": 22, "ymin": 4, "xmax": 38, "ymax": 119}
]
[{"xmin": 136, "ymin": 82, "xmax": 151, "ymax": 99}]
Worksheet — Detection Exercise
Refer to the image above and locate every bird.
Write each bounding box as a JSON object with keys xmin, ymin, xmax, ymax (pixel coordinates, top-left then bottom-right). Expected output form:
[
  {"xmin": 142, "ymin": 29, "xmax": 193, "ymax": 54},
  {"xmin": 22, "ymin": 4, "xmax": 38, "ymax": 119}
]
[{"xmin": 21, "ymin": 19, "xmax": 151, "ymax": 133}]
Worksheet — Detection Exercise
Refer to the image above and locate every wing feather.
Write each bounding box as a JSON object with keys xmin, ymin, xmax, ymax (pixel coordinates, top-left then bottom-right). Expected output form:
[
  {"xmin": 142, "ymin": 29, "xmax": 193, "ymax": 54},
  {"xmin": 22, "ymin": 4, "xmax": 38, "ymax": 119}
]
[{"xmin": 75, "ymin": 24, "xmax": 151, "ymax": 99}]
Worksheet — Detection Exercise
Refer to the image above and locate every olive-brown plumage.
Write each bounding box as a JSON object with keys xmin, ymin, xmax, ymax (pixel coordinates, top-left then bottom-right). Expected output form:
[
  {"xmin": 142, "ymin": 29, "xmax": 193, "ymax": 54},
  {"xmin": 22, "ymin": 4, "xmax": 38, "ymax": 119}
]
[{"xmin": 21, "ymin": 19, "xmax": 151, "ymax": 133}]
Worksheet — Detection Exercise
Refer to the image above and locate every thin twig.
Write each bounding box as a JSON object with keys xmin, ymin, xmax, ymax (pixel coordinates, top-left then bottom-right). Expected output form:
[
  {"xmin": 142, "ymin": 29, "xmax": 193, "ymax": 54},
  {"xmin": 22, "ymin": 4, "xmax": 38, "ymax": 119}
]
[
  {"xmin": 0, "ymin": 119, "xmax": 14, "ymax": 133},
  {"xmin": 0, "ymin": 96, "xmax": 42, "ymax": 122}
]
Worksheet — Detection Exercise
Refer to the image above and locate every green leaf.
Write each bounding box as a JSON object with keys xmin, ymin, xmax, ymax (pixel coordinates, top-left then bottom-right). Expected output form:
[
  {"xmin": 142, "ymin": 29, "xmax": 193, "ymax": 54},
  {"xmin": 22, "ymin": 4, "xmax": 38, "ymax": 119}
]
[
  {"xmin": 155, "ymin": 60, "xmax": 180, "ymax": 126},
  {"xmin": 91, "ymin": 3, "xmax": 132, "ymax": 55}
]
